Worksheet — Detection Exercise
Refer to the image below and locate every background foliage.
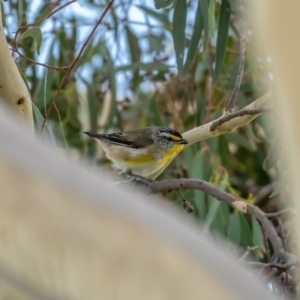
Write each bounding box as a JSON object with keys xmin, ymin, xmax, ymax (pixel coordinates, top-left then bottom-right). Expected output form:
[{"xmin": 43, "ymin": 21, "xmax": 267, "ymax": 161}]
[{"xmin": 2, "ymin": 0, "xmax": 285, "ymax": 275}]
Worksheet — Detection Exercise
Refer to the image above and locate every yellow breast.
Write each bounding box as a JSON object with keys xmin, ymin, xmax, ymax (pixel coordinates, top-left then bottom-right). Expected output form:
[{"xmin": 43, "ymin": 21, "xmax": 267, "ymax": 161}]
[
  {"xmin": 122, "ymin": 144, "xmax": 184, "ymax": 166},
  {"xmin": 158, "ymin": 144, "xmax": 184, "ymax": 166}
]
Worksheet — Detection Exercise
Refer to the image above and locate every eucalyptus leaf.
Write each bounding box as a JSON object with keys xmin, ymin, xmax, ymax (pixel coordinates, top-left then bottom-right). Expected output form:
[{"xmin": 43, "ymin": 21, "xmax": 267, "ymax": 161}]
[
  {"xmin": 213, "ymin": 0, "xmax": 231, "ymax": 84},
  {"xmin": 172, "ymin": 0, "xmax": 187, "ymax": 75},
  {"xmin": 21, "ymin": 27, "xmax": 42, "ymax": 55}
]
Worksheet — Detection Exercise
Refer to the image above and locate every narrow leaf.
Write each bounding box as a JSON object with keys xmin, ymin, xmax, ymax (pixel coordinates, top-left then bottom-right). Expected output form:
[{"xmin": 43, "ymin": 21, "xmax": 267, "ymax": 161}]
[
  {"xmin": 137, "ymin": 5, "xmax": 170, "ymax": 25},
  {"xmin": 155, "ymin": 0, "xmax": 175, "ymax": 9},
  {"xmin": 172, "ymin": 0, "xmax": 187, "ymax": 75},
  {"xmin": 269, "ymin": 174, "xmax": 287, "ymax": 197},
  {"xmin": 21, "ymin": 27, "xmax": 42, "ymax": 55},
  {"xmin": 213, "ymin": 0, "xmax": 231, "ymax": 84},
  {"xmin": 199, "ymin": 0, "xmax": 209, "ymax": 49},
  {"xmin": 182, "ymin": 0, "xmax": 204, "ymax": 75},
  {"xmin": 208, "ymin": 0, "xmax": 215, "ymax": 38},
  {"xmin": 228, "ymin": 211, "xmax": 240, "ymax": 245},
  {"xmin": 125, "ymin": 26, "xmax": 141, "ymax": 62}
]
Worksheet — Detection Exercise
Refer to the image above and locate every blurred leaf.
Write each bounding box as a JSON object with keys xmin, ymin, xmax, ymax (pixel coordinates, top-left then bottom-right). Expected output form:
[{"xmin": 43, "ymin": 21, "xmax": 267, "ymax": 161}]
[
  {"xmin": 104, "ymin": 45, "xmax": 122, "ymax": 130},
  {"xmin": 208, "ymin": 0, "xmax": 215, "ymax": 38},
  {"xmin": 182, "ymin": 0, "xmax": 204, "ymax": 75},
  {"xmin": 125, "ymin": 26, "xmax": 141, "ymax": 62},
  {"xmin": 192, "ymin": 151, "xmax": 206, "ymax": 218},
  {"xmin": 204, "ymin": 196, "xmax": 229, "ymax": 236},
  {"xmin": 172, "ymin": 0, "xmax": 187, "ymax": 75},
  {"xmin": 251, "ymin": 216, "xmax": 264, "ymax": 248},
  {"xmin": 269, "ymin": 173, "xmax": 287, "ymax": 197},
  {"xmin": 204, "ymin": 196, "xmax": 221, "ymax": 231},
  {"xmin": 138, "ymin": 5, "xmax": 170, "ymax": 25},
  {"xmin": 148, "ymin": 34, "xmax": 165, "ymax": 52},
  {"xmin": 228, "ymin": 210, "xmax": 240, "ymax": 245},
  {"xmin": 20, "ymin": 26, "xmax": 42, "ymax": 55},
  {"xmin": 263, "ymin": 138, "xmax": 280, "ymax": 170},
  {"xmin": 34, "ymin": 2, "xmax": 58, "ymax": 21},
  {"xmin": 239, "ymin": 213, "xmax": 252, "ymax": 248},
  {"xmin": 110, "ymin": 5, "xmax": 119, "ymax": 38},
  {"xmin": 154, "ymin": 0, "xmax": 175, "ymax": 9},
  {"xmin": 218, "ymin": 135, "xmax": 232, "ymax": 169},
  {"xmin": 199, "ymin": 0, "xmax": 209, "ymax": 48},
  {"xmin": 226, "ymin": 132, "xmax": 255, "ymax": 152},
  {"xmin": 228, "ymin": 211, "xmax": 252, "ymax": 248},
  {"xmin": 17, "ymin": 0, "xmax": 27, "ymax": 25},
  {"xmin": 116, "ymin": 62, "xmax": 169, "ymax": 72},
  {"xmin": 213, "ymin": 0, "xmax": 230, "ymax": 84}
]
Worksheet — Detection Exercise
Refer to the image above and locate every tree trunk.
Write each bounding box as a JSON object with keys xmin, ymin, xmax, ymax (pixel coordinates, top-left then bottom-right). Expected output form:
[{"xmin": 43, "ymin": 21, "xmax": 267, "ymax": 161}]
[{"xmin": 0, "ymin": 1, "xmax": 34, "ymax": 132}]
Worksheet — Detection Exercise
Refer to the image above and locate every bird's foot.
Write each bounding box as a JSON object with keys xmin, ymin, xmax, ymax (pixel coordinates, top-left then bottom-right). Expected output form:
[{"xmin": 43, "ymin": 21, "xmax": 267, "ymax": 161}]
[{"xmin": 126, "ymin": 170, "xmax": 155, "ymax": 190}]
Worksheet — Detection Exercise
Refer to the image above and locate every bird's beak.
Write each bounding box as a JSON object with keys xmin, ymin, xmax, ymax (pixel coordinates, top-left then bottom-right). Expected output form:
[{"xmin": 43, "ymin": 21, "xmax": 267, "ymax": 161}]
[
  {"xmin": 178, "ymin": 138, "xmax": 188, "ymax": 145},
  {"xmin": 83, "ymin": 131, "xmax": 98, "ymax": 138}
]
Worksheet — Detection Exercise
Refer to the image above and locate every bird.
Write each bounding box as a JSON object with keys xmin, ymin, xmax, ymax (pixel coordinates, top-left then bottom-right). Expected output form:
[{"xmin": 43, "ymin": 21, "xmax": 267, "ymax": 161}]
[{"xmin": 83, "ymin": 126, "xmax": 188, "ymax": 179}]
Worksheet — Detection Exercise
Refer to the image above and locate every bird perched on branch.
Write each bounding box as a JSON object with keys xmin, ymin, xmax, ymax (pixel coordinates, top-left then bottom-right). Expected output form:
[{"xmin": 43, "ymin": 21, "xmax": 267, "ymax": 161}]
[{"xmin": 84, "ymin": 126, "xmax": 188, "ymax": 179}]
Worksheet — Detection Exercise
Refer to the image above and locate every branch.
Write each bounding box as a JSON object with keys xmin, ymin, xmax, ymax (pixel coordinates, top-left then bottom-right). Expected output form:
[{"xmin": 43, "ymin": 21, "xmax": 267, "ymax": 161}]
[
  {"xmin": 225, "ymin": 0, "xmax": 245, "ymax": 112},
  {"xmin": 149, "ymin": 91, "xmax": 272, "ymax": 179},
  {"xmin": 210, "ymin": 107, "xmax": 272, "ymax": 131},
  {"xmin": 11, "ymin": 0, "xmax": 77, "ymax": 48},
  {"xmin": 240, "ymin": 246, "xmax": 260, "ymax": 261},
  {"xmin": 145, "ymin": 178, "xmax": 300, "ymax": 270},
  {"xmin": 0, "ymin": 1, "xmax": 34, "ymax": 132},
  {"xmin": 12, "ymin": 48, "xmax": 70, "ymax": 71},
  {"xmin": 41, "ymin": 0, "xmax": 115, "ymax": 132}
]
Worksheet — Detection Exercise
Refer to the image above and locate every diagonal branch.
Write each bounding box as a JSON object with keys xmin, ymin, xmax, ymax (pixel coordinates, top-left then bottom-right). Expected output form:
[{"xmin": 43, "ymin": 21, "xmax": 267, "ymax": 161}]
[
  {"xmin": 210, "ymin": 107, "xmax": 272, "ymax": 131},
  {"xmin": 41, "ymin": 0, "xmax": 115, "ymax": 132},
  {"xmin": 148, "ymin": 91, "xmax": 272, "ymax": 179},
  {"xmin": 145, "ymin": 178, "xmax": 300, "ymax": 271}
]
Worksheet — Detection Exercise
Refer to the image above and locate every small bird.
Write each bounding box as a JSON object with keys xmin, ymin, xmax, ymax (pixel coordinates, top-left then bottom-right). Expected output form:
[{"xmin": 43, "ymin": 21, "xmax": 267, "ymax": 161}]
[{"xmin": 84, "ymin": 126, "xmax": 188, "ymax": 179}]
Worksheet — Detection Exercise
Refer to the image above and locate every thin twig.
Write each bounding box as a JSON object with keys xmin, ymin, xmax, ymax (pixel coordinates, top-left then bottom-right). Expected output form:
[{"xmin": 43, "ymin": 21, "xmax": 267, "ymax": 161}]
[
  {"xmin": 225, "ymin": 0, "xmax": 245, "ymax": 112},
  {"xmin": 240, "ymin": 246, "xmax": 260, "ymax": 261},
  {"xmin": 143, "ymin": 178, "xmax": 299, "ymax": 271},
  {"xmin": 259, "ymin": 221, "xmax": 272, "ymax": 264},
  {"xmin": 265, "ymin": 208, "xmax": 296, "ymax": 219},
  {"xmin": 177, "ymin": 190, "xmax": 194, "ymax": 213},
  {"xmin": 12, "ymin": 48, "xmax": 69, "ymax": 71},
  {"xmin": 11, "ymin": 0, "xmax": 77, "ymax": 48},
  {"xmin": 41, "ymin": 0, "xmax": 115, "ymax": 132},
  {"xmin": 210, "ymin": 107, "xmax": 272, "ymax": 131}
]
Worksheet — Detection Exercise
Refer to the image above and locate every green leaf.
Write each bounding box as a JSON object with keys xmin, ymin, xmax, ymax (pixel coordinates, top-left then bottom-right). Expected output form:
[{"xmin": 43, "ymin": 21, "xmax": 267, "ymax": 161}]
[
  {"xmin": 208, "ymin": 0, "xmax": 215, "ymax": 38},
  {"xmin": 204, "ymin": 197, "xmax": 230, "ymax": 236},
  {"xmin": 228, "ymin": 211, "xmax": 252, "ymax": 248},
  {"xmin": 251, "ymin": 216, "xmax": 264, "ymax": 248},
  {"xmin": 213, "ymin": 0, "xmax": 231, "ymax": 84},
  {"xmin": 154, "ymin": 0, "xmax": 175, "ymax": 9},
  {"xmin": 226, "ymin": 132, "xmax": 255, "ymax": 152},
  {"xmin": 172, "ymin": 0, "xmax": 187, "ymax": 75},
  {"xmin": 269, "ymin": 173, "xmax": 287, "ymax": 197},
  {"xmin": 137, "ymin": 5, "xmax": 170, "ymax": 25},
  {"xmin": 199, "ymin": 0, "xmax": 209, "ymax": 49},
  {"xmin": 204, "ymin": 196, "xmax": 221, "ymax": 231},
  {"xmin": 116, "ymin": 62, "xmax": 169, "ymax": 72},
  {"xmin": 182, "ymin": 0, "xmax": 204, "ymax": 75},
  {"xmin": 228, "ymin": 210, "xmax": 240, "ymax": 245},
  {"xmin": 239, "ymin": 213, "xmax": 252, "ymax": 248},
  {"xmin": 21, "ymin": 27, "xmax": 42, "ymax": 55},
  {"xmin": 192, "ymin": 151, "xmax": 206, "ymax": 218},
  {"xmin": 125, "ymin": 26, "xmax": 141, "ymax": 62}
]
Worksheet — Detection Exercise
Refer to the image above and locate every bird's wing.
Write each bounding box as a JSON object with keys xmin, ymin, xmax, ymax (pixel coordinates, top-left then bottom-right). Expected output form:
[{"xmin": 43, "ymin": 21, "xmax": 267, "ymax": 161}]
[{"xmin": 84, "ymin": 132, "xmax": 137, "ymax": 148}]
